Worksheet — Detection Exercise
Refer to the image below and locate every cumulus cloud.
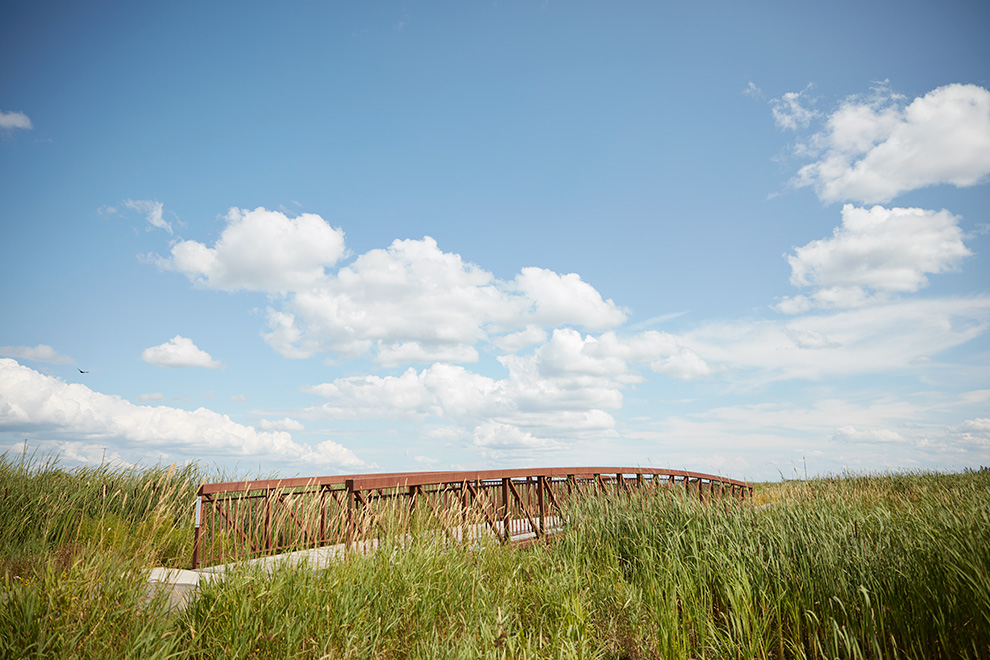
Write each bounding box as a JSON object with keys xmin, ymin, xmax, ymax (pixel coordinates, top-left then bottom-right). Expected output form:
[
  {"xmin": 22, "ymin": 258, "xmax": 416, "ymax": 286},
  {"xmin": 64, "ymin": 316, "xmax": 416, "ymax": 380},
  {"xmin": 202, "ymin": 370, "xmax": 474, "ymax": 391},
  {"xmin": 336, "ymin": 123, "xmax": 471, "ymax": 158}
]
[
  {"xmin": 125, "ymin": 199, "xmax": 172, "ymax": 234},
  {"xmin": 792, "ymin": 83, "xmax": 990, "ymax": 203},
  {"xmin": 151, "ymin": 207, "xmax": 628, "ymax": 366},
  {"xmin": 0, "ymin": 359, "xmax": 364, "ymax": 467},
  {"xmin": 0, "ymin": 344, "xmax": 74, "ymax": 364},
  {"xmin": 260, "ymin": 234, "xmax": 626, "ymax": 365},
  {"xmin": 0, "ymin": 110, "xmax": 32, "ymax": 130},
  {"xmin": 259, "ymin": 417, "xmax": 305, "ymax": 431},
  {"xmin": 492, "ymin": 325, "xmax": 548, "ymax": 353},
  {"xmin": 159, "ymin": 207, "xmax": 347, "ymax": 293},
  {"xmin": 141, "ymin": 335, "xmax": 224, "ymax": 369},
  {"xmin": 472, "ymin": 421, "xmax": 566, "ymax": 459},
  {"xmin": 509, "ymin": 267, "xmax": 627, "ymax": 331},
  {"xmin": 265, "ymin": 236, "xmax": 504, "ymax": 362},
  {"xmin": 776, "ymin": 204, "xmax": 971, "ymax": 311},
  {"xmin": 303, "ymin": 328, "xmax": 709, "ymax": 458}
]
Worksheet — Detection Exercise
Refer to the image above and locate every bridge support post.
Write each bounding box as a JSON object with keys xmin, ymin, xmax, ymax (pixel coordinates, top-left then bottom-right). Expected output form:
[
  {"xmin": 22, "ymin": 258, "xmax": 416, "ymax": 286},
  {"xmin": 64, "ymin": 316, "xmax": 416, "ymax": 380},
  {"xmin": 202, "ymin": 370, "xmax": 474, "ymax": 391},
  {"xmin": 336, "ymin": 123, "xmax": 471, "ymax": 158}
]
[
  {"xmin": 537, "ymin": 475, "xmax": 546, "ymax": 537},
  {"xmin": 345, "ymin": 479, "xmax": 356, "ymax": 551},
  {"xmin": 192, "ymin": 490, "xmax": 203, "ymax": 569},
  {"xmin": 501, "ymin": 478, "xmax": 510, "ymax": 543}
]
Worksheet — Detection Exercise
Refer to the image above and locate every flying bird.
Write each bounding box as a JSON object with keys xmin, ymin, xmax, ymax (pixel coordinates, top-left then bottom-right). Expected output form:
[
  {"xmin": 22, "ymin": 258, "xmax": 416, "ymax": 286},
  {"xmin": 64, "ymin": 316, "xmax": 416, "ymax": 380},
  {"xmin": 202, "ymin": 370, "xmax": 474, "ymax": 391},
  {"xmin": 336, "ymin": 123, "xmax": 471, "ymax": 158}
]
[{"xmin": 78, "ymin": 368, "xmax": 89, "ymax": 374}]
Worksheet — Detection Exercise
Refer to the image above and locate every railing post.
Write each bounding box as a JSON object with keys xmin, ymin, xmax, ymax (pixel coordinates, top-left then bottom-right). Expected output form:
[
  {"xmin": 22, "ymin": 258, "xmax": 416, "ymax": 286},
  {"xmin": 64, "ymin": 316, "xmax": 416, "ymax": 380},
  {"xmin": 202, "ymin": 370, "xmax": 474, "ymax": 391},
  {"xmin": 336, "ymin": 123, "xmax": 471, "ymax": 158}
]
[
  {"xmin": 501, "ymin": 478, "xmax": 510, "ymax": 543},
  {"xmin": 265, "ymin": 488, "xmax": 272, "ymax": 552},
  {"xmin": 537, "ymin": 475, "xmax": 546, "ymax": 537},
  {"xmin": 460, "ymin": 480, "xmax": 469, "ymax": 545},
  {"xmin": 319, "ymin": 485, "xmax": 327, "ymax": 543}
]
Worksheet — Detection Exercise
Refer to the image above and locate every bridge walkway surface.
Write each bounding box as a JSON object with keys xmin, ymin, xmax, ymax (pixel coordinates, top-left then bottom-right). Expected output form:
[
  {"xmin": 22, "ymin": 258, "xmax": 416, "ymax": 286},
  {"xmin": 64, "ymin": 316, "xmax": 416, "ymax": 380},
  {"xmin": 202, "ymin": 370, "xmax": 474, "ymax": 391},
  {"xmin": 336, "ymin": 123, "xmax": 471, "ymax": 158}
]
[{"xmin": 144, "ymin": 516, "xmax": 563, "ymax": 610}]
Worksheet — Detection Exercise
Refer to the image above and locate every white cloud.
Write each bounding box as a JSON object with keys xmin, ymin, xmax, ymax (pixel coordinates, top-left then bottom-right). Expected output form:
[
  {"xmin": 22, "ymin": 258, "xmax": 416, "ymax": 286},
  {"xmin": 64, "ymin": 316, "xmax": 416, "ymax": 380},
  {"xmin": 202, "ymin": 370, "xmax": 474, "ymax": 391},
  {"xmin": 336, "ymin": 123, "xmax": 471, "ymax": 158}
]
[
  {"xmin": 492, "ymin": 325, "xmax": 548, "ymax": 353},
  {"xmin": 304, "ymin": 358, "xmax": 618, "ymax": 454},
  {"xmin": 953, "ymin": 418, "xmax": 990, "ymax": 448},
  {"xmin": 509, "ymin": 267, "xmax": 627, "ymax": 331},
  {"xmin": 136, "ymin": 393, "xmax": 163, "ymax": 402},
  {"xmin": 770, "ymin": 84, "xmax": 819, "ymax": 130},
  {"xmin": 625, "ymin": 388, "xmax": 990, "ymax": 479},
  {"xmin": 0, "ymin": 110, "xmax": 32, "ymax": 130},
  {"xmin": 682, "ymin": 297, "xmax": 990, "ymax": 382},
  {"xmin": 743, "ymin": 81, "xmax": 764, "ymax": 99},
  {"xmin": 259, "ymin": 417, "xmax": 305, "ymax": 431},
  {"xmin": 0, "ymin": 359, "xmax": 364, "ymax": 467},
  {"xmin": 832, "ymin": 425, "xmax": 905, "ymax": 444},
  {"xmin": 151, "ymin": 207, "xmax": 628, "ymax": 366},
  {"xmin": 257, "ymin": 233, "xmax": 626, "ymax": 365},
  {"xmin": 125, "ymin": 199, "xmax": 172, "ymax": 234},
  {"xmin": 471, "ymin": 421, "xmax": 566, "ymax": 460},
  {"xmin": 160, "ymin": 207, "xmax": 347, "ymax": 293},
  {"xmin": 303, "ymin": 328, "xmax": 710, "ymax": 459},
  {"xmin": 268, "ymin": 236, "xmax": 501, "ymax": 362},
  {"xmin": 141, "ymin": 335, "xmax": 224, "ymax": 369},
  {"xmin": 793, "ymin": 83, "xmax": 990, "ymax": 203},
  {"xmin": 777, "ymin": 204, "xmax": 971, "ymax": 311},
  {"xmin": 0, "ymin": 344, "xmax": 74, "ymax": 365},
  {"xmin": 304, "ymin": 364, "xmax": 498, "ymax": 421}
]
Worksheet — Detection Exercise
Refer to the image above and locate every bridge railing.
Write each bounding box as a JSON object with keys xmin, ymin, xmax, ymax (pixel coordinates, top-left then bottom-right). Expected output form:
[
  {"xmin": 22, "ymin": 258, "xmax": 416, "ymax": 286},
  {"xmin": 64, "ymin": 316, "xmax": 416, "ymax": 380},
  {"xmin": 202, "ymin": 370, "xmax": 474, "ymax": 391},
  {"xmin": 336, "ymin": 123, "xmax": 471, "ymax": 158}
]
[{"xmin": 192, "ymin": 467, "xmax": 752, "ymax": 569}]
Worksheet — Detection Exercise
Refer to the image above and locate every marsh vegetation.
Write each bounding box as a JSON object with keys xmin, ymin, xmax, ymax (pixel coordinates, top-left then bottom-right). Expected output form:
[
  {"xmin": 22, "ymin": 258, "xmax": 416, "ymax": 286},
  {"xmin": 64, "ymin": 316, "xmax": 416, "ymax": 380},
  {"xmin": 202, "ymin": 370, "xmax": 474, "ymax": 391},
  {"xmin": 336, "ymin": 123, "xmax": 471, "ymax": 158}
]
[{"xmin": 1, "ymin": 453, "xmax": 988, "ymax": 659}]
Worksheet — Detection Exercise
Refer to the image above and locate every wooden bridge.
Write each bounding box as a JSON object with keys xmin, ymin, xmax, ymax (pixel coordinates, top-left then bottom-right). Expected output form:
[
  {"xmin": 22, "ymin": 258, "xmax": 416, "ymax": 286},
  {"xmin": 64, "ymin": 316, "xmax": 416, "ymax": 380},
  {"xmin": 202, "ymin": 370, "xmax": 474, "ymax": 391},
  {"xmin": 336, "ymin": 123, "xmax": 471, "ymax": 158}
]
[{"xmin": 192, "ymin": 467, "xmax": 753, "ymax": 569}]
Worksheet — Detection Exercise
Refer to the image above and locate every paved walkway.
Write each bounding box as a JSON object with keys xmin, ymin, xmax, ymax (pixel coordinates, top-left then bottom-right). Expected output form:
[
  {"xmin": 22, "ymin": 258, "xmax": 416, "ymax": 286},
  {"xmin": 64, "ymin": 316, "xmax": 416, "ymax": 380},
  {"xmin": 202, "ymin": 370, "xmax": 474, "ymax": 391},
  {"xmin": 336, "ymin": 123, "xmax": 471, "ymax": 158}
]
[{"xmin": 144, "ymin": 518, "xmax": 563, "ymax": 610}]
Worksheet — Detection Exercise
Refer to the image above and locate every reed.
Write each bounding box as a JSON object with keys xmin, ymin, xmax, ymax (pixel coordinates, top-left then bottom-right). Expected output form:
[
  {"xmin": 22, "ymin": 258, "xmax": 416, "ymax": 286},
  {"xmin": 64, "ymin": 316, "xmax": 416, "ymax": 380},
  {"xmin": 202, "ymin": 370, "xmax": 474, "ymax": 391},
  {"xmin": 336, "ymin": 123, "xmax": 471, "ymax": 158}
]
[{"xmin": 1, "ymin": 453, "xmax": 987, "ymax": 659}]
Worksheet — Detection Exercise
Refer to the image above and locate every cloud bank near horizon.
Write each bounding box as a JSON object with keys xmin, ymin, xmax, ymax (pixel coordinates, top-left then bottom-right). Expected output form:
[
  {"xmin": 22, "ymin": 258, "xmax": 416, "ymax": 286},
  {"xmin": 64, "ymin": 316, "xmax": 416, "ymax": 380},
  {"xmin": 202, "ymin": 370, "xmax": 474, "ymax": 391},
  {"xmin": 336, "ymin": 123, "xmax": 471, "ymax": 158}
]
[{"xmin": 0, "ymin": 358, "xmax": 365, "ymax": 469}]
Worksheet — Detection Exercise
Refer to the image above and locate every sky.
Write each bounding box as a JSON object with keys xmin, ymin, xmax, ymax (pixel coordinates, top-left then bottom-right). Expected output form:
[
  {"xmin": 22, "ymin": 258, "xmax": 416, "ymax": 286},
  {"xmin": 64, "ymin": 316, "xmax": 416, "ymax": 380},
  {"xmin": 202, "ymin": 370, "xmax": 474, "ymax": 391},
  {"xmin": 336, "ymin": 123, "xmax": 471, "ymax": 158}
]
[{"xmin": 1, "ymin": 1, "xmax": 988, "ymax": 482}]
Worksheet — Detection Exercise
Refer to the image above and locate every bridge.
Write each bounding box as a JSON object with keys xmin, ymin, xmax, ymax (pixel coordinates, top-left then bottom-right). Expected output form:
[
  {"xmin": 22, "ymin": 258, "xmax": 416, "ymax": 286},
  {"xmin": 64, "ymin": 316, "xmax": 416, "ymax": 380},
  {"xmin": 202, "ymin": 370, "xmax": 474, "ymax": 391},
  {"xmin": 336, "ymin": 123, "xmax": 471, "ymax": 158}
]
[{"xmin": 192, "ymin": 467, "xmax": 753, "ymax": 569}]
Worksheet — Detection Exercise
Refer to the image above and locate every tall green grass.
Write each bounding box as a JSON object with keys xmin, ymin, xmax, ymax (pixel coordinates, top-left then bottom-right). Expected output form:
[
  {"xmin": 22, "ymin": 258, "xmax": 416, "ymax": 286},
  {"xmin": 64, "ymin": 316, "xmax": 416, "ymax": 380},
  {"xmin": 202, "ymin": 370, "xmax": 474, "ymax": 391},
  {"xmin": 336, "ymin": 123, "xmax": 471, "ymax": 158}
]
[
  {"xmin": 1, "ymin": 454, "xmax": 988, "ymax": 659},
  {"xmin": 561, "ymin": 471, "xmax": 990, "ymax": 659},
  {"xmin": 0, "ymin": 452, "xmax": 202, "ymax": 578}
]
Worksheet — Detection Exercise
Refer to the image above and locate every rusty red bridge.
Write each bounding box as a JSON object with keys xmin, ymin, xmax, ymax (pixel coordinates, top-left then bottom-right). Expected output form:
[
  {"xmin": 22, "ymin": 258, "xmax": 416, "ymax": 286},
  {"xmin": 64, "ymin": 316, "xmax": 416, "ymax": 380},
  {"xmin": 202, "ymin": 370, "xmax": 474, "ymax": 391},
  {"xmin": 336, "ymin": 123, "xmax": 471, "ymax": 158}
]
[{"xmin": 192, "ymin": 467, "xmax": 752, "ymax": 569}]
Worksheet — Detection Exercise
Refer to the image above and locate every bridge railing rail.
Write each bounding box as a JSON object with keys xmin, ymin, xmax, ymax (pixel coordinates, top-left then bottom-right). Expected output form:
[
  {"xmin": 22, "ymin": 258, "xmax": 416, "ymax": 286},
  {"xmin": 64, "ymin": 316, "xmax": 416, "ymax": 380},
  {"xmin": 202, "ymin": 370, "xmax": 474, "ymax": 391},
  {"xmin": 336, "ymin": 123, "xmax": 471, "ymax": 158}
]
[{"xmin": 192, "ymin": 467, "xmax": 752, "ymax": 569}]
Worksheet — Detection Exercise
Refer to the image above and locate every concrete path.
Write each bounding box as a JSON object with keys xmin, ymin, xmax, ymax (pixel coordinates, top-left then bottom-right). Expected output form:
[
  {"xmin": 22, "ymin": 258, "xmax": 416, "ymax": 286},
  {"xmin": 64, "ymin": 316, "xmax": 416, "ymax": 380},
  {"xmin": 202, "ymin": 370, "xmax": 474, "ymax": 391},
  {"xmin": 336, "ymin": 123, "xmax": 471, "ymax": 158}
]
[{"xmin": 143, "ymin": 518, "xmax": 563, "ymax": 610}]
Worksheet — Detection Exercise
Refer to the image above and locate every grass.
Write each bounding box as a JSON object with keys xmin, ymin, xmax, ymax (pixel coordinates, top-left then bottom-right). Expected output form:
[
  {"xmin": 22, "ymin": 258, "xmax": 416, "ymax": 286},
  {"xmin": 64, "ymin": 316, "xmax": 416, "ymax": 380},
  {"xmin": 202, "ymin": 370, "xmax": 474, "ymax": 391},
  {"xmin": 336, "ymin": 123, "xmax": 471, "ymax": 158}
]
[{"xmin": 1, "ymin": 452, "xmax": 988, "ymax": 659}]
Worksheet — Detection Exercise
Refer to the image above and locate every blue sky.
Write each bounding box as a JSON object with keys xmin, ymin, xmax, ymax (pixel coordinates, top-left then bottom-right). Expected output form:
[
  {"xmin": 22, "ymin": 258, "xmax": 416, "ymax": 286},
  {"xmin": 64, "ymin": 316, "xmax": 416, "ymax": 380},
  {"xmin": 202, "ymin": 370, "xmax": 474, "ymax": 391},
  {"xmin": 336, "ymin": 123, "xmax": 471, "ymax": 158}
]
[{"xmin": 1, "ymin": 0, "xmax": 988, "ymax": 481}]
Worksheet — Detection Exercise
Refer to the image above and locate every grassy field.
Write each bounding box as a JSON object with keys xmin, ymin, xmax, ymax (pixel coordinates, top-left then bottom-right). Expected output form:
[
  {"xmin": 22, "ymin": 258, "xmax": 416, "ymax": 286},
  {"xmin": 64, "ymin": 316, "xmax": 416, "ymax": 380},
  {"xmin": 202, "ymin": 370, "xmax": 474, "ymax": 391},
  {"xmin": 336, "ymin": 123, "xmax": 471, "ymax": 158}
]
[{"xmin": 1, "ymin": 453, "xmax": 988, "ymax": 659}]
